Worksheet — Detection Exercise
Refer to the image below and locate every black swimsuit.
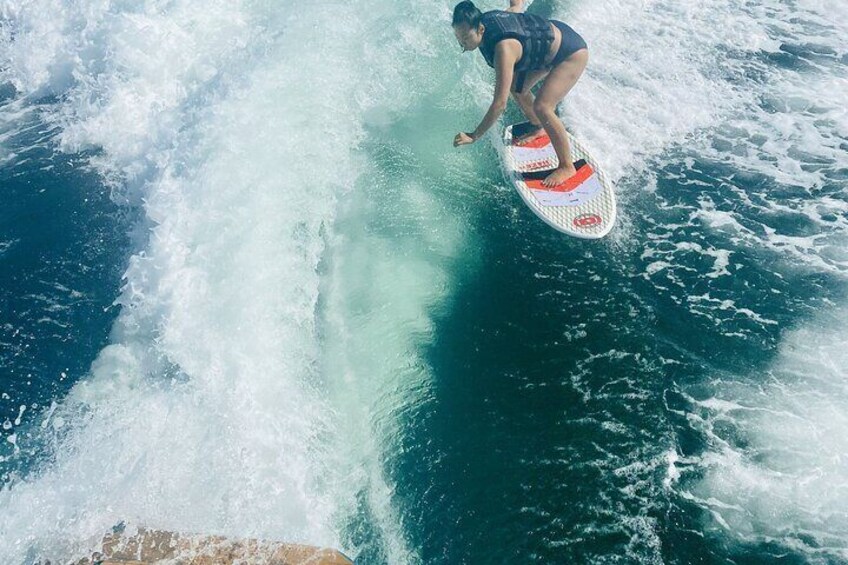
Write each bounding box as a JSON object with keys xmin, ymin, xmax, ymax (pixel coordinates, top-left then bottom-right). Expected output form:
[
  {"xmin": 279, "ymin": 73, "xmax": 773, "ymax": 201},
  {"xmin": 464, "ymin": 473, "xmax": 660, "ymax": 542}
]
[{"xmin": 549, "ymin": 20, "xmax": 587, "ymax": 68}]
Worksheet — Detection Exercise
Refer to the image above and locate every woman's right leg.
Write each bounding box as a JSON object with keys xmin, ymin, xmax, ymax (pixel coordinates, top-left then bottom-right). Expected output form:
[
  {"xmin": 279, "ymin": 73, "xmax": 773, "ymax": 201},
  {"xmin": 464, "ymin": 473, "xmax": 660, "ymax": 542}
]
[{"xmin": 533, "ymin": 48, "xmax": 589, "ymax": 186}]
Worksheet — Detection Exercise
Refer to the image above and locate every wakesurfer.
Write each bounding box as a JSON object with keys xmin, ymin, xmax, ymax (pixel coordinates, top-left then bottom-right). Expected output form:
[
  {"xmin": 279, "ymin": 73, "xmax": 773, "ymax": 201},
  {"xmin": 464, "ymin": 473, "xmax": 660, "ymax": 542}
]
[{"xmin": 452, "ymin": 0, "xmax": 588, "ymax": 187}]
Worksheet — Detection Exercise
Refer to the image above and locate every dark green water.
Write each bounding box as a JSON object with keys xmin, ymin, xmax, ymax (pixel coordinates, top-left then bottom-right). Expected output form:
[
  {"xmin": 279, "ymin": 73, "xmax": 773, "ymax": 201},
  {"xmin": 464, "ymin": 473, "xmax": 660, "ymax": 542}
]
[{"xmin": 339, "ymin": 115, "xmax": 846, "ymax": 562}]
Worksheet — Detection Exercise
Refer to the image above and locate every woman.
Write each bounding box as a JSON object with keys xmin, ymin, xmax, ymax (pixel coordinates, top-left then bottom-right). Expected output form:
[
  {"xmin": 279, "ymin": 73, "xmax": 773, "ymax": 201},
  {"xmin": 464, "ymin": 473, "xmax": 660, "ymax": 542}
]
[{"xmin": 452, "ymin": 0, "xmax": 588, "ymax": 187}]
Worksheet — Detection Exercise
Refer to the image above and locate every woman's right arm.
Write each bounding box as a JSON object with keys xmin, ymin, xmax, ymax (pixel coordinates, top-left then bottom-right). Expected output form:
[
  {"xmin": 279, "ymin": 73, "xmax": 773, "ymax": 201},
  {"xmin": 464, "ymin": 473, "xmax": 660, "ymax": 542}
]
[
  {"xmin": 469, "ymin": 42, "xmax": 516, "ymax": 140},
  {"xmin": 506, "ymin": 0, "xmax": 524, "ymax": 12}
]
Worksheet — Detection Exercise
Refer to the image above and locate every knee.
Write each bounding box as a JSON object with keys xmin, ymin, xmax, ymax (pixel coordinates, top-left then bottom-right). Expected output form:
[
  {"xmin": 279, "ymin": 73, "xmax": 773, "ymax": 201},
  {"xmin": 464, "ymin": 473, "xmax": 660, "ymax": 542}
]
[{"xmin": 532, "ymin": 99, "xmax": 555, "ymax": 119}]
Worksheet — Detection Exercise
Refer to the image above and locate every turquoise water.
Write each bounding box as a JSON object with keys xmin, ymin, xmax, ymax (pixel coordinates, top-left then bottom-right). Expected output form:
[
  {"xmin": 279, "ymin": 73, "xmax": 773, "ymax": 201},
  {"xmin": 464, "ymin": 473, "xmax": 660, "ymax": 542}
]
[{"xmin": 1, "ymin": 0, "xmax": 847, "ymax": 563}]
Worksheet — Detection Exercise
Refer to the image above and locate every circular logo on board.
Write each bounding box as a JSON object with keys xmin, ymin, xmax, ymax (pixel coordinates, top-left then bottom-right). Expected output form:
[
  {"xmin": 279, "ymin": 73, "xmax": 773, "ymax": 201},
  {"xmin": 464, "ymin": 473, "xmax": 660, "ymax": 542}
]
[{"xmin": 573, "ymin": 213, "xmax": 603, "ymax": 229}]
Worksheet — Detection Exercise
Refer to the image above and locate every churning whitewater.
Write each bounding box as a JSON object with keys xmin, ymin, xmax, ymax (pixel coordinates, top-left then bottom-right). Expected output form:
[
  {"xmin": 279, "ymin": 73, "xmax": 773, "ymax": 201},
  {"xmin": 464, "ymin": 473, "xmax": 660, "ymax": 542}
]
[{"xmin": 1, "ymin": 0, "xmax": 846, "ymax": 563}]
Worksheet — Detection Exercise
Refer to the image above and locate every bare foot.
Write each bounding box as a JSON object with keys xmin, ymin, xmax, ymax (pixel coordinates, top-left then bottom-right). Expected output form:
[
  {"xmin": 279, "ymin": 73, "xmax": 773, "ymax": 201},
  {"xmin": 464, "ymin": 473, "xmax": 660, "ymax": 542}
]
[{"xmin": 542, "ymin": 165, "xmax": 578, "ymax": 187}]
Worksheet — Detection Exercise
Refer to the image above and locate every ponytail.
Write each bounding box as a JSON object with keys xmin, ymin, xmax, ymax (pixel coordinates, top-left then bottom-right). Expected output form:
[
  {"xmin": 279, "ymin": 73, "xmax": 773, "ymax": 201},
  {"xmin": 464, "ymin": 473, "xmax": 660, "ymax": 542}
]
[{"xmin": 452, "ymin": 1, "xmax": 483, "ymax": 28}]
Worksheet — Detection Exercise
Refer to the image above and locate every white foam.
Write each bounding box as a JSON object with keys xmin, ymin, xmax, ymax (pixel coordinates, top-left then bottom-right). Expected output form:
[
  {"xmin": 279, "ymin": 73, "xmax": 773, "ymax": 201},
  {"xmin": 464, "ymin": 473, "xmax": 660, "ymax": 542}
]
[
  {"xmin": 566, "ymin": 0, "xmax": 848, "ymax": 557},
  {"xmin": 570, "ymin": 0, "xmax": 848, "ymax": 275},
  {"xmin": 567, "ymin": 0, "xmax": 759, "ymax": 180},
  {"xmin": 0, "ymin": 0, "xmax": 456, "ymax": 562},
  {"xmin": 679, "ymin": 310, "xmax": 848, "ymax": 558}
]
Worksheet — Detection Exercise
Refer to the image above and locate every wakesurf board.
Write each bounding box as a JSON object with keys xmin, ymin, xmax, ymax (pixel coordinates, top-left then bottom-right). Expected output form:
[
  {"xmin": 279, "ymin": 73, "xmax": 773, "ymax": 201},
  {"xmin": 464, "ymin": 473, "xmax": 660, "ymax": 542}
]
[{"xmin": 500, "ymin": 122, "xmax": 616, "ymax": 239}]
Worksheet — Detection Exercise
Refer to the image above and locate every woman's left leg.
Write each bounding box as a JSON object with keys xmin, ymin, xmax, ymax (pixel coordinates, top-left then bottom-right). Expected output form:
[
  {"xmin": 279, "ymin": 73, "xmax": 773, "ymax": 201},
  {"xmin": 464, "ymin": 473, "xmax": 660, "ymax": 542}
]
[
  {"xmin": 532, "ymin": 48, "xmax": 588, "ymax": 187},
  {"xmin": 510, "ymin": 69, "xmax": 549, "ymax": 143}
]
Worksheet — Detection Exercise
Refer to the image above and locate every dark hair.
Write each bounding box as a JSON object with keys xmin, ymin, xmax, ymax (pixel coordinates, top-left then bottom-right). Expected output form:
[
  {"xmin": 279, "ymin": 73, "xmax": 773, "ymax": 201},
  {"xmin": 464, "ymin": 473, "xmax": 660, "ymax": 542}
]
[{"xmin": 452, "ymin": 1, "xmax": 482, "ymax": 28}]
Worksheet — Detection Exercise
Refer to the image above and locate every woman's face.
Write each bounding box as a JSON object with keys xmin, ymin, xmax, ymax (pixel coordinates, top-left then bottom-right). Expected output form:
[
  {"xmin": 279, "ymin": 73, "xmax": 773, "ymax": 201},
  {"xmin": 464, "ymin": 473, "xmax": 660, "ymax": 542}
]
[{"xmin": 453, "ymin": 23, "xmax": 484, "ymax": 52}]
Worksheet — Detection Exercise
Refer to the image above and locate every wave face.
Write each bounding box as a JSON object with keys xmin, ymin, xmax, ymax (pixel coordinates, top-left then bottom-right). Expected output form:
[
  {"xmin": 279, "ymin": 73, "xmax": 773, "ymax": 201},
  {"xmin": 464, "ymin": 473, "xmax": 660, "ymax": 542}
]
[{"xmin": 1, "ymin": 0, "xmax": 847, "ymax": 563}]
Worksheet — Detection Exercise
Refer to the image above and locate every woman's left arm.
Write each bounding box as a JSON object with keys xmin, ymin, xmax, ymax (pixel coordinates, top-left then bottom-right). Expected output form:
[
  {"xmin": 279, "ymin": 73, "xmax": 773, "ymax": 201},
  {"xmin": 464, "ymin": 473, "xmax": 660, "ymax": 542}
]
[{"xmin": 454, "ymin": 42, "xmax": 516, "ymax": 146}]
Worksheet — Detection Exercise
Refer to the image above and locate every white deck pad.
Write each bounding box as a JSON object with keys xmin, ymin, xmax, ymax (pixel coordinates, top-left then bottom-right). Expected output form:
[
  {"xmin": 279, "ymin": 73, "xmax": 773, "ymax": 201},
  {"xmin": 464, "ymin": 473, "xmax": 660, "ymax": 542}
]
[{"xmin": 500, "ymin": 123, "xmax": 617, "ymax": 239}]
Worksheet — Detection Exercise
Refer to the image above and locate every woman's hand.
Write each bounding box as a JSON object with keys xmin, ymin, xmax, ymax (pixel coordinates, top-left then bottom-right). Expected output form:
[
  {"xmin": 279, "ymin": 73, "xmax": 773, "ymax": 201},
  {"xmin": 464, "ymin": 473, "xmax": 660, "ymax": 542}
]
[{"xmin": 454, "ymin": 132, "xmax": 476, "ymax": 147}]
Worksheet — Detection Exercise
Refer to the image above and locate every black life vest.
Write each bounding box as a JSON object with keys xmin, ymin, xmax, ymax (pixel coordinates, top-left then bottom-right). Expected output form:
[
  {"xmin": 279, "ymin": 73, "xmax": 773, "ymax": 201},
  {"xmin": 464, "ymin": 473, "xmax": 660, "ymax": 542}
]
[{"xmin": 479, "ymin": 11, "xmax": 554, "ymax": 74}]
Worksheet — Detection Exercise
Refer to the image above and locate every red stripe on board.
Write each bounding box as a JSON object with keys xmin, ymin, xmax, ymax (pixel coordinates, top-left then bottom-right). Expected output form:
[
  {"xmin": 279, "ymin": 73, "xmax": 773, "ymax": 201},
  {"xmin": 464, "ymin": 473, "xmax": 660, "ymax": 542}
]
[
  {"xmin": 513, "ymin": 134, "xmax": 551, "ymax": 149},
  {"xmin": 524, "ymin": 164, "xmax": 594, "ymax": 192}
]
